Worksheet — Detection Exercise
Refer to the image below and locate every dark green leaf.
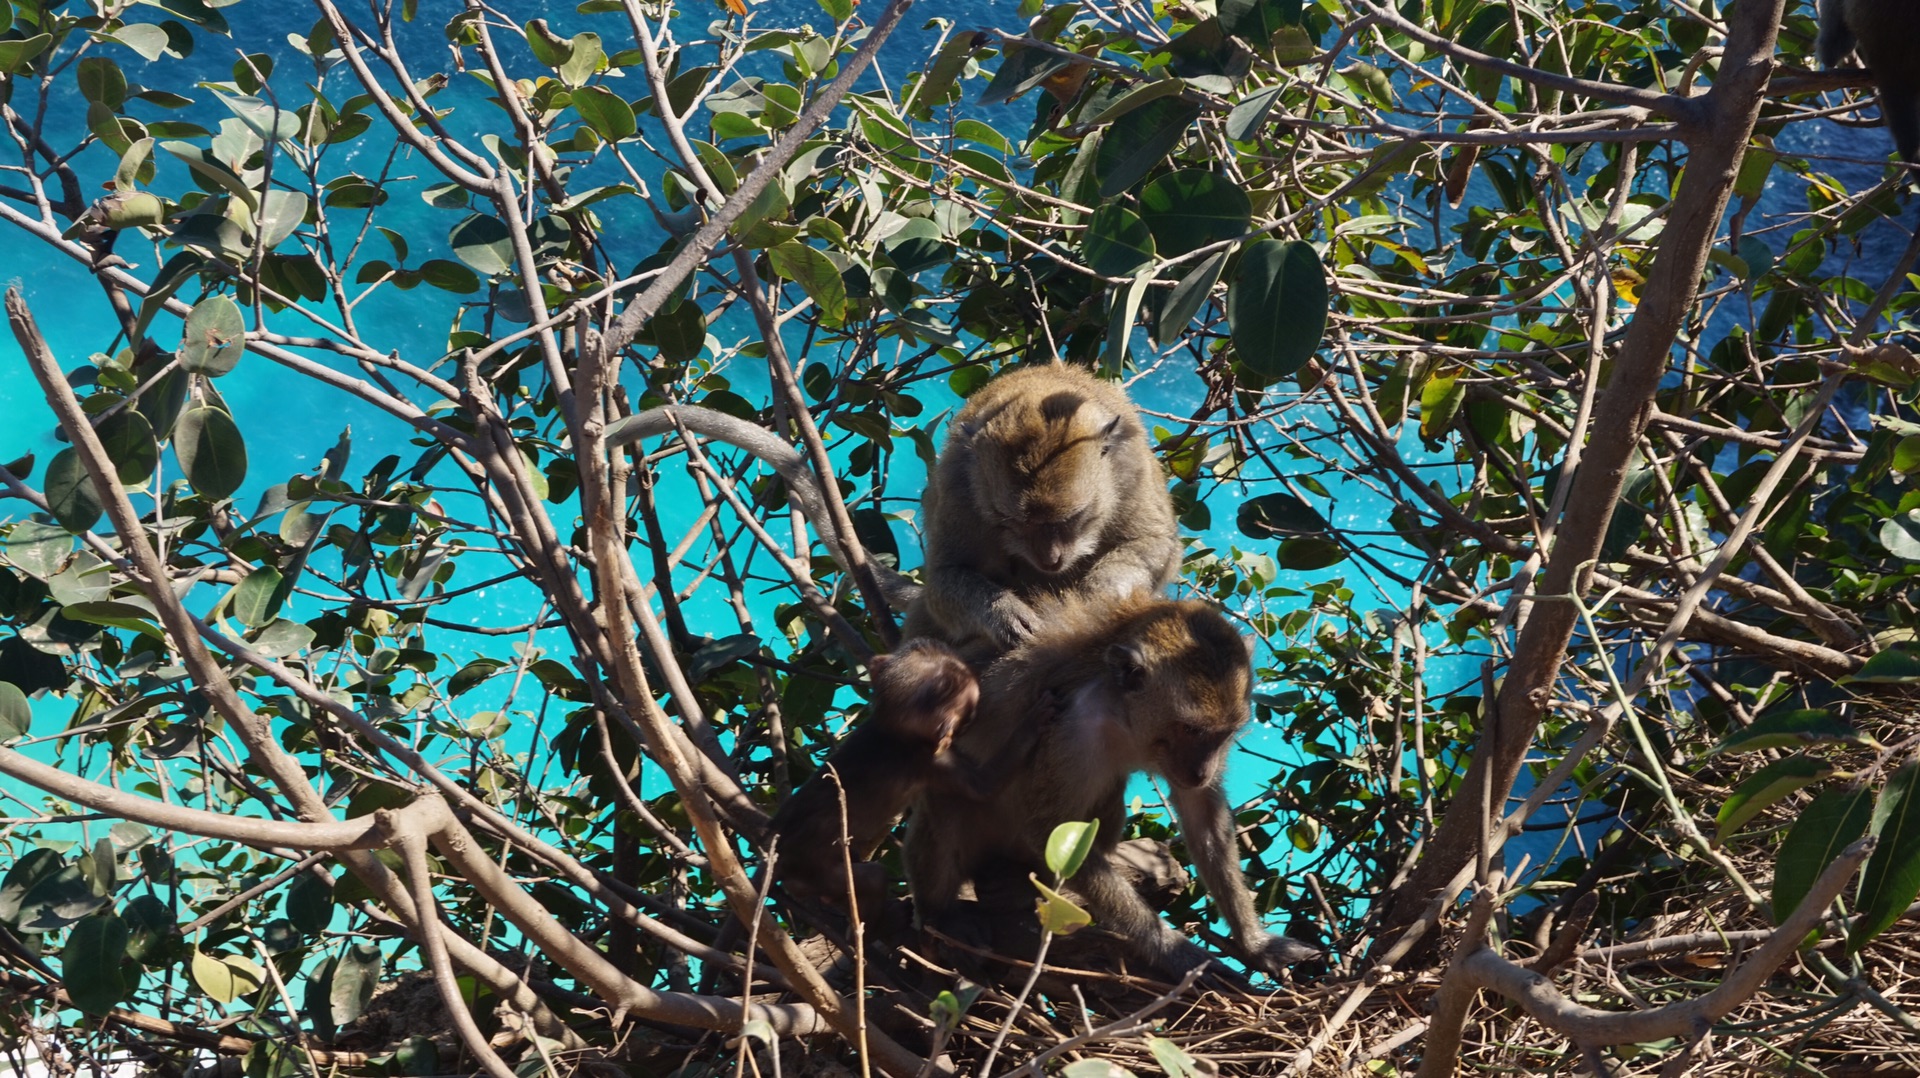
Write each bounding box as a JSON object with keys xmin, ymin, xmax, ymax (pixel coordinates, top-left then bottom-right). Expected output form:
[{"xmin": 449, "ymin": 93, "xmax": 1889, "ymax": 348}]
[
  {"xmin": 1237, "ymin": 492, "xmax": 1329, "ymax": 538},
  {"xmin": 287, "ymin": 869, "xmax": 333, "ymax": 935},
  {"xmin": 0, "ymin": 849, "xmax": 60, "ymax": 924},
  {"xmin": 1841, "ymin": 647, "xmax": 1920, "ymax": 684},
  {"xmin": 449, "ymin": 213, "xmax": 513, "ymax": 277},
  {"xmin": 1228, "ymin": 239, "xmax": 1328, "ymax": 381},
  {"xmin": 1083, "ymin": 204, "xmax": 1156, "ymax": 277},
  {"xmin": 1853, "ymin": 763, "xmax": 1920, "ymax": 950},
  {"xmin": 768, "ymin": 242, "xmax": 848, "ymax": 324},
  {"xmin": 0, "ymin": 34, "xmax": 52, "ymax": 74},
  {"xmin": 0, "ymin": 681, "xmax": 28, "ymax": 740},
  {"xmin": 1712, "ymin": 709, "xmax": 1872, "ymax": 755},
  {"xmin": 45, "ymin": 449, "xmax": 104, "ymax": 534},
  {"xmin": 572, "ymin": 85, "xmax": 636, "ymax": 142},
  {"xmin": 1226, "ymin": 84, "xmax": 1283, "ymax": 141},
  {"xmin": 649, "ymin": 299, "xmax": 707, "ymax": 363},
  {"xmin": 232, "ymin": 567, "xmax": 287, "ymax": 628},
  {"xmin": 1773, "ymin": 785, "xmax": 1871, "ymax": 925},
  {"xmin": 174, "ymin": 405, "xmax": 248, "ymax": 501},
  {"xmin": 1156, "ymin": 248, "xmax": 1229, "ymax": 342},
  {"xmin": 330, "ymin": 941, "xmax": 383, "ymax": 1026},
  {"xmin": 1716, "ymin": 755, "xmax": 1830, "ymax": 841},
  {"xmin": 62, "ymin": 913, "xmax": 129, "ymax": 1014},
  {"xmin": 1139, "ymin": 171, "xmax": 1252, "ymax": 258},
  {"xmin": 97, "ymin": 410, "xmax": 158, "ymax": 485},
  {"xmin": 1096, "ymin": 98, "xmax": 1202, "ymax": 197},
  {"xmin": 1277, "ymin": 536, "xmax": 1344, "ymax": 570},
  {"xmin": 980, "ymin": 44, "xmax": 1071, "ymax": 106},
  {"xmin": 180, "ymin": 295, "xmax": 246, "ymax": 376},
  {"xmin": 18, "ymin": 864, "xmax": 107, "ymax": 930}
]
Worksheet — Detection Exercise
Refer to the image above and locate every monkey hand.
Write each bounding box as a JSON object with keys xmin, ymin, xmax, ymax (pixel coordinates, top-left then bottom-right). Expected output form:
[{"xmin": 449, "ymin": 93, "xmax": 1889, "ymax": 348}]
[
  {"xmin": 984, "ymin": 594, "xmax": 1042, "ymax": 647},
  {"xmin": 1239, "ymin": 931, "xmax": 1325, "ymax": 977}
]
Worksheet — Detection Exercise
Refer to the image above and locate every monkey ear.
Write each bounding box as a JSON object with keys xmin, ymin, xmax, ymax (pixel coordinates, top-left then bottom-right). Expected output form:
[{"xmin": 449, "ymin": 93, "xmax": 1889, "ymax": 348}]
[
  {"xmin": 869, "ymin": 654, "xmax": 894, "ymax": 674},
  {"xmin": 1106, "ymin": 642, "xmax": 1148, "ymax": 692},
  {"xmin": 1242, "ymin": 635, "xmax": 1257, "ymax": 659},
  {"xmin": 1099, "ymin": 413, "xmax": 1123, "ymax": 454}
]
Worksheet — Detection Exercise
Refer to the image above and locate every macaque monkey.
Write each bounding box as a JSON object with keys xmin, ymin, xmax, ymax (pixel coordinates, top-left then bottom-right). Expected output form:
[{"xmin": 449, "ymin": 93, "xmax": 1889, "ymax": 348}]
[
  {"xmin": 904, "ymin": 595, "xmax": 1322, "ymax": 979},
  {"xmin": 1819, "ymin": 0, "xmax": 1920, "ymax": 162},
  {"xmin": 767, "ymin": 639, "xmax": 983, "ymax": 912},
  {"xmin": 905, "ymin": 364, "xmax": 1180, "ymax": 660}
]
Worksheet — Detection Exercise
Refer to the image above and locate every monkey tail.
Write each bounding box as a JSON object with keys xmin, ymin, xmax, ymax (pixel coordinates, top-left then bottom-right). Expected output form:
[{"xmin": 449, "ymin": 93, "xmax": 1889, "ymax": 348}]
[{"xmin": 1882, "ymin": 86, "xmax": 1920, "ymax": 165}]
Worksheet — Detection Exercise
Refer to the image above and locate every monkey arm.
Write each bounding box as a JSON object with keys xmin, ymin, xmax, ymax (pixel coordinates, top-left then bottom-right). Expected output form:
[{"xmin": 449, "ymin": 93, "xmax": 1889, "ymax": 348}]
[
  {"xmin": 1816, "ymin": 0, "xmax": 1855, "ymax": 68},
  {"xmin": 918, "ymin": 562, "xmax": 1040, "ymax": 648},
  {"xmin": 1074, "ymin": 531, "xmax": 1182, "ymax": 599},
  {"xmin": 1168, "ymin": 783, "xmax": 1322, "ymax": 977}
]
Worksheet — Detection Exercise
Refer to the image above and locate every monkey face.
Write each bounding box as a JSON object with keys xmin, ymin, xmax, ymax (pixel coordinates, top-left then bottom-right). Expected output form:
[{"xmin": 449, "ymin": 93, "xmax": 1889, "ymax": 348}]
[
  {"xmin": 972, "ymin": 407, "xmax": 1125, "ymax": 577},
  {"xmin": 1102, "ymin": 602, "xmax": 1254, "ymax": 788}
]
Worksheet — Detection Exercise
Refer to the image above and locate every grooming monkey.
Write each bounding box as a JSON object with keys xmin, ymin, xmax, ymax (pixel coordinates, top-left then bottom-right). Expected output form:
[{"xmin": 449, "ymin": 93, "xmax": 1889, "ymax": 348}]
[
  {"xmin": 904, "ymin": 595, "xmax": 1322, "ymax": 979},
  {"xmin": 766, "ymin": 638, "xmax": 984, "ymax": 914},
  {"xmin": 905, "ymin": 364, "xmax": 1180, "ymax": 660},
  {"xmin": 1819, "ymin": 0, "xmax": 1920, "ymax": 162}
]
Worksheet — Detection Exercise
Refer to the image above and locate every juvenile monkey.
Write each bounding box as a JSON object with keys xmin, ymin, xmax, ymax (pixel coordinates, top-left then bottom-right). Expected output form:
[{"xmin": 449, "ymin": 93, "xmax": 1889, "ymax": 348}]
[
  {"xmin": 904, "ymin": 364, "xmax": 1180, "ymax": 661},
  {"xmin": 904, "ymin": 595, "xmax": 1322, "ymax": 979},
  {"xmin": 1819, "ymin": 0, "xmax": 1920, "ymax": 162},
  {"xmin": 767, "ymin": 638, "xmax": 983, "ymax": 912}
]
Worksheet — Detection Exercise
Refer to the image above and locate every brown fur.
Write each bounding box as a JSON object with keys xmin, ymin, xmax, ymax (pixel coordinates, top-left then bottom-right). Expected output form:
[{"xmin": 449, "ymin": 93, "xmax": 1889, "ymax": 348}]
[
  {"xmin": 904, "ymin": 595, "xmax": 1321, "ymax": 979},
  {"xmin": 904, "ymin": 364, "xmax": 1181, "ymax": 662},
  {"xmin": 1820, "ymin": 0, "xmax": 1920, "ymax": 162},
  {"xmin": 768, "ymin": 639, "xmax": 982, "ymax": 911}
]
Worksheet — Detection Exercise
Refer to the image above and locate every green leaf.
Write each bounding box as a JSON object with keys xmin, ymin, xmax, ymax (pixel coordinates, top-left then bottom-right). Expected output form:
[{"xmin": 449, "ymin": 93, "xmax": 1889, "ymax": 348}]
[
  {"xmin": 60, "ymin": 601, "xmax": 162, "ymax": 638},
  {"xmin": 1083, "ymin": 77, "xmax": 1186, "ymax": 128},
  {"xmin": 45, "ymin": 448, "xmax": 104, "ymax": 534},
  {"xmin": 63, "ymin": 913, "xmax": 129, "ymax": 1014},
  {"xmin": 572, "ymin": 85, "xmax": 636, "ymax": 142},
  {"xmin": 1105, "ymin": 268, "xmax": 1154, "ymax": 370},
  {"xmin": 79, "ymin": 57, "xmax": 129, "ymax": 108},
  {"xmin": 980, "ymin": 44, "xmax": 1072, "ymax": 106},
  {"xmin": 7, "ymin": 521, "xmax": 72, "ymax": 579},
  {"xmin": 1237, "ymin": 492, "xmax": 1329, "ymax": 538},
  {"xmin": 255, "ymin": 190, "xmax": 309, "ymax": 248},
  {"xmin": 0, "ymin": 33, "xmax": 52, "ymax": 74},
  {"xmin": 96, "ymin": 409, "xmax": 158, "ymax": 485},
  {"xmin": 287, "ymin": 869, "xmax": 334, "ymax": 935},
  {"xmin": 174, "ymin": 405, "xmax": 248, "ymax": 501},
  {"xmin": 1148, "ymin": 1037, "xmax": 1205, "ymax": 1078},
  {"xmin": 1156, "ymin": 248, "xmax": 1229, "ymax": 343},
  {"xmin": 0, "ymin": 681, "xmax": 28, "ymax": 740},
  {"xmin": 232, "ymin": 567, "xmax": 287, "ymax": 628},
  {"xmin": 1852, "ymin": 763, "xmax": 1920, "ymax": 951},
  {"xmin": 1096, "ymin": 97, "xmax": 1201, "ymax": 197},
  {"xmin": 449, "ymin": 213, "xmax": 514, "ymax": 277},
  {"xmin": 417, "ymin": 259, "xmax": 480, "ymax": 294},
  {"xmin": 1419, "ymin": 369, "xmax": 1465, "ymax": 441},
  {"xmin": 1083, "ymin": 204, "xmax": 1156, "ymax": 277},
  {"xmin": 1139, "ymin": 170, "xmax": 1252, "ymax": 258},
  {"xmin": 1226, "ymin": 84, "xmax": 1283, "ymax": 141},
  {"xmin": 1716, "ymin": 755, "xmax": 1831, "ymax": 841},
  {"xmin": 1278, "ymin": 536, "xmax": 1344, "ymax": 570},
  {"xmin": 649, "ymin": 299, "xmax": 707, "ymax": 363},
  {"xmin": 18, "ymin": 864, "xmax": 107, "ymax": 930},
  {"xmin": 1031, "ymin": 875, "xmax": 1094, "ymax": 935},
  {"xmin": 330, "ymin": 941, "xmax": 383, "ymax": 1026},
  {"xmin": 1711, "ymin": 709, "xmax": 1872, "ymax": 755},
  {"xmin": 109, "ymin": 25, "xmax": 169, "ymax": 62},
  {"xmin": 817, "ymin": 0, "xmax": 853, "ymax": 21},
  {"xmin": 768, "ymin": 242, "xmax": 848, "ymax": 325},
  {"xmin": 559, "ymin": 32, "xmax": 605, "ymax": 87},
  {"xmin": 180, "ymin": 295, "xmax": 246, "ymax": 376},
  {"xmin": 1880, "ymin": 510, "xmax": 1920, "ymax": 560},
  {"xmin": 524, "ymin": 18, "xmax": 573, "ymax": 67},
  {"xmin": 212, "ymin": 92, "xmax": 301, "ymax": 142},
  {"xmin": 1773, "ymin": 785, "xmax": 1871, "ymax": 925},
  {"xmin": 1228, "ymin": 239, "xmax": 1328, "ymax": 381},
  {"xmin": 883, "ymin": 218, "xmax": 948, "ymax": 275},
  {"xmin": 1842, "ymin": 647, "xmax": 1920, "ymax": 684},
  {"xmin": 1045, "ymin": 820, "xmax": 1099, "ymax": 880},
  {"xmin": 192, "ymin": 948, "xmax": 239, "ymax": 1003}
]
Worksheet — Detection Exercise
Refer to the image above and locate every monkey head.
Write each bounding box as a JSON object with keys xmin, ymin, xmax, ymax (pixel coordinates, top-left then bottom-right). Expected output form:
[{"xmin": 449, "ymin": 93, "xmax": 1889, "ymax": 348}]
[
  {"xmin": 966, "ymin": 389, "xmax": 1129, "ymax": 577},
  {"xmin": 1103, "ymin": 601, "xmax": 1254, "ymax": 790},
  {"xmin": 869, "ymin": 638, "xmax": 980, "ymax": 752}
]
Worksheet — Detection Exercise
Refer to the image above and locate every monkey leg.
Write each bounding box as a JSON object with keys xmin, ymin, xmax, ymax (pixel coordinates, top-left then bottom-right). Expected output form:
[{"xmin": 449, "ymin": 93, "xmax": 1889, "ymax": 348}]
[{"xmin": 1072, "ymin": 853, "xmax": 1216, "ymax": 978}]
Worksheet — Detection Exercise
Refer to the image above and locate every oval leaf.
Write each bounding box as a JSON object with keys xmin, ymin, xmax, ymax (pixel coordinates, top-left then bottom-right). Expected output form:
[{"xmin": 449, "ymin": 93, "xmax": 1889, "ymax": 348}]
[
  {"xmin": 0, "ymin": 681, "xmax": 28, "ymax": 740},
  {"xmin": 1139, "ymin": 170, "xmax": 1252, "ymax": 258},
  {"xmin": 1852, "ymin": 763, "xmax": 1920, "ymax": 951},
  {"xmin": 449, "ymin": 213, "xmax": 513, "ymax": 277},
  {"xmin": 768, "ymin": 242, "xmax": 848, "ymax": 325},
  {"xmin": 179, "ymin": 295, "xmax": 246, "ymax": 376},
  {"xmin": 1841, "ymin": 646, "xmax": 1920, "ymax": 685},
  {"xmin": 1772, "ymin": 785, "xmax": 1871, "ymax": 925},
  {"xmin": 97, "ymin": 409, "xmax": 158, "ymax": 485},
  {"xmin": 573, "ymin": 85, "xmax": 636, "ymax": 142},
  {"xmin": 1156, "ymin": 248, "xmax": 1229, "ymax": 343},
  {"xmin": 44, "ymin": 448, "xmax": 103, "ymax": 534},
  {"xmin": 1277, "ymin": 536, "xmax": 1345, "ymax": 570},
  {"xmin": 1096, "ymin": 97, "xmax": 1202, "ymax": 197},
  {"xmin": 1045, "ymin": 819, "xmax": 1100, "ymax": 880},
  {"xmin": 1228, "ymin": 239, "xmax": 1328, "ymax": 382},
  {"xmin": 1715, "ymin": 755, "xmax": 1831, "ymax": 841},
  {"xmin": 174, "ymin": 405, "xmax": 248, "ymax": 501},
  {"xmin": 287, "ymin": 869, "xmax": 335, "ymax": 935},
  {"xmin": 1237, "ymin": 491, "xmax": 1329, "ymax": 539},
  {"xmin": 63, "ymin": 912, "xmax": 129, "ymax": 1014},
  {"xmin": 1084, "ymin": 204, "xmax": 1156, "ymax": 278},
  {"xmin": 232, "ymin": 566, "xmax": 286, "ymax": 628},
  {"xmin": 192, "ymin": 948, "xmax": 239, "ymax": 1003},
  {"xmin": 330, "ymin": 941, "xmax": 384, "ymax": 1026}
]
